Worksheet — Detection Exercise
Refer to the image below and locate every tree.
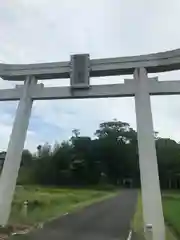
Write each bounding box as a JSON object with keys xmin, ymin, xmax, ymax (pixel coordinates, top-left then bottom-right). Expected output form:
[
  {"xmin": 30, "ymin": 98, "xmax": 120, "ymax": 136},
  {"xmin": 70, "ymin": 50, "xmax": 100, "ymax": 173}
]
[
  {"xmin": 18, "ymin": 119, "xmax": 180, "ymax": 190},
  {"xmin": 95, "ymin": 120, "xmax": 137, "ymax": 143},
  {"xmin": 21, "ymin": 149, "xmax": 33, "ymax": 167},
  {"xmin": 72, "ymin": 129, "xmax": 80, "ymax": 138},
  {"xmin": 94, "ymin": 120, "xmax": 138, "ymax": 185},
  {"xmin": 156, "ymin": 138, "xmax": 180, "ymax": 189}
]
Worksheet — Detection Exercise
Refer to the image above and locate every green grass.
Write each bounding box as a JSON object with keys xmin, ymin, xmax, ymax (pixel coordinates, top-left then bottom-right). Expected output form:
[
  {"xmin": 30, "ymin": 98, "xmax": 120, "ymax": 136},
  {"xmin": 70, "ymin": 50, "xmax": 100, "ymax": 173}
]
[
  {"xmin": 162, "ymin": 192, "xmax": 180, "ymax": 238},
  {"xmin": 7, "ymin": 185, "xmax": 118, "ymax": 239},
  {"xmin": 132, "ymin": 192, "xmax": 177, "ymax": 240},
  {"xmin": 9, "ymin": 185, "xmax": 119, "ymax": 226},
  {"xmin": 132, "ymin": 193, "xmax": 145, "ymax": 239}
]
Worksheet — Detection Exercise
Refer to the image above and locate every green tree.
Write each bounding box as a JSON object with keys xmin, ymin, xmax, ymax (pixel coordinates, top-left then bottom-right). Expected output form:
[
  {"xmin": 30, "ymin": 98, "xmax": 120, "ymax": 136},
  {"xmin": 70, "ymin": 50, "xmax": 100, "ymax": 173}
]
[
  {"xmin": 95, "ymin": 120, "xmax": 138, "ymax": 185},
  {"xmin": 156, "ymin": 138, "xmax": 180, "ymax": 189},
  {"xmin": 18, "ymin": 119, "xmax": 180, "ymax": 190},
  {"xmin": 21, "ymin": 149, "xmax": 33, "ymax": 167}
]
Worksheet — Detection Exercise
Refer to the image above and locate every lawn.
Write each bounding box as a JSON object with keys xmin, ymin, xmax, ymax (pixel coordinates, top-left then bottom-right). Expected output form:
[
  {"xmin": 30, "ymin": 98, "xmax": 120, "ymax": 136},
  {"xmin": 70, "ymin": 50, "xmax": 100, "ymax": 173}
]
[
  {"xmin": 162, "ymin": 191, "xmax": 180, "ymax": 238},
  {"xmin": 0, "ymin": 185, "xmax": 118, "ymax": 238},
  {"xmin": 9, "ymin": 185, "xmax": 118, "ymax": 226},
  {"xmin": 132, "ymin": 192, "xmax": 178, "ymax": 240}
]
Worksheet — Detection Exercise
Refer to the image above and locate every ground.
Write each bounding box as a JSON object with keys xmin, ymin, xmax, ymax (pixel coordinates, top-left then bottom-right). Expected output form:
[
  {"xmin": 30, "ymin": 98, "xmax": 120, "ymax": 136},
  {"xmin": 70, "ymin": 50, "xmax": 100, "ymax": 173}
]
[
  {"xmin": 132, "ymin": 191, "xmax": 180, "ymax": 240},
  {"xmin": 12, "ymin": 190, "xmax": 137, "ymax": 240},
  {"xmin": 5, "ymin": 187, "xmax": 137, "ymax": 240},
  {"xmin": 163, "ymin": 191, "xmax": 180, "ymax": 238},
  {"xmin": 10, "ymin": 186, "xmax": 118, "ymax": 226},
  {"xmin": 0, "ymin": 186, "xmax": 118, "ymax": 239},
  {"xmin": 3, "ymin": 187, "xmax": 180, "ymax": 240}
]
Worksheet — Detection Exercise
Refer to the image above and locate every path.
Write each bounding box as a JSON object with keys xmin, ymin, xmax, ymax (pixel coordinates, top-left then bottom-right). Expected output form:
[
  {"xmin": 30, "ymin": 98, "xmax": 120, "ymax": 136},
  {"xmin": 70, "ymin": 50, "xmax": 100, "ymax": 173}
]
[{"xmin": 27, "ymin": 190, "xmax": 137, "ymax": 240}]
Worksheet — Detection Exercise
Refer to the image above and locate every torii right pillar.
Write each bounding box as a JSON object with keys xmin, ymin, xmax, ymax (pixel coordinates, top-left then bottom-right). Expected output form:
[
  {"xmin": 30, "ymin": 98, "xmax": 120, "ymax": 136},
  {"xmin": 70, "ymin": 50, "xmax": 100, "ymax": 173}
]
[{"xmin": 134, "ymin": 68, "xmax": 165, "ymax": 240}]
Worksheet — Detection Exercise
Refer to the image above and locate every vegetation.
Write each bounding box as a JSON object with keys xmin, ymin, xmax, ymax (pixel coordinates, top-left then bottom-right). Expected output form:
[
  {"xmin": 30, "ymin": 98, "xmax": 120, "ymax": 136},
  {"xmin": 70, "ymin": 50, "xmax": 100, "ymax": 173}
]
[
  {"xmin": 132, "ymin": 193, "xmax": 144, "ymax": 238},
  {"xmin": 1, "ymin": 119, "xmax": 180, "ymax": 237},
  {"xmin": 0, "ymin": 186, "xmax": 118, "ymax": 239},
  {"xmin": 12, "ymin": 119, "xmax": 180, "ymax": 188},
  {"xmin": 163, "ymin": 192, "xmax": 180, "ymax": 238},
  {"xmin": 9, "ymin": 186, "xmax": 118, "ymax": 225},
  {"xmin": 132, "ymin": 192, "xmax": 178, "ymax": 240}
]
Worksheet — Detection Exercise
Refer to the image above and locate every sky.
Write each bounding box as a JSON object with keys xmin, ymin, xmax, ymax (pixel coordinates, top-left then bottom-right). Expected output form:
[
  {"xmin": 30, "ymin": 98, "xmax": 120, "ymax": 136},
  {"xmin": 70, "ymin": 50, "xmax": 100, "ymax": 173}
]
[{"xmin": 1, "ymin": 0, "xmax": 180, "ymax": 152}]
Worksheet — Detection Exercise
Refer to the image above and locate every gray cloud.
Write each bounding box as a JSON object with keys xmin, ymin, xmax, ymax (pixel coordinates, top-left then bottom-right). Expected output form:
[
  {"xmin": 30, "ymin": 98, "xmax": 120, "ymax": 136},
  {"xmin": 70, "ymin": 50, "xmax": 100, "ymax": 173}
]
[{"xmin": 0, "ymin": 0, "xmax": 180, "ymax": 151}]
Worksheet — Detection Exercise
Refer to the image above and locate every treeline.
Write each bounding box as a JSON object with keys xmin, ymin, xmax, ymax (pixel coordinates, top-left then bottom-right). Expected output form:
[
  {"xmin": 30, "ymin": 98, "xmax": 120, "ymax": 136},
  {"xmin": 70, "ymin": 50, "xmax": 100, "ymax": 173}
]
[{"xmin": 18, "ymin": 120, "xmax": 180, "ymax": 189}]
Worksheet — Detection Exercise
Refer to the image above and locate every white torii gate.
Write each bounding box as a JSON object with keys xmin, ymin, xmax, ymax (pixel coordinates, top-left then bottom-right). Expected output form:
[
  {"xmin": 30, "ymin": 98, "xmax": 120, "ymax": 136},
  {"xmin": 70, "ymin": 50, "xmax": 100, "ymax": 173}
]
[{"xmin": 1, "ymin": 49, "xmax": 180, "ymax": 240}]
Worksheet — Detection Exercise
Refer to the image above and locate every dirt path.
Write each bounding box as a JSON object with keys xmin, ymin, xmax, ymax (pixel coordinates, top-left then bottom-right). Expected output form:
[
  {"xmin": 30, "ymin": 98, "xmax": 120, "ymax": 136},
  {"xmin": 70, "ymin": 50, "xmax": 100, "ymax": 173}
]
[{"xmin": 22, "ymin": 190, "xmax": 137, "ymax": 240}]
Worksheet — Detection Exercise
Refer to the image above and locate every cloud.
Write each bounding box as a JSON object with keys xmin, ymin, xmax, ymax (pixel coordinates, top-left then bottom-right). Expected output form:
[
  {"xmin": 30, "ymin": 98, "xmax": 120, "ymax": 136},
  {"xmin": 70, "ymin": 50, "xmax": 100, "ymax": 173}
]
[
  {"xmin": 0, "ymin": 0, "xmax": 180, "ymax": 152},
  {"xmin": 0, "ymin": 112, "xmax": 40, "ymax": 151}
]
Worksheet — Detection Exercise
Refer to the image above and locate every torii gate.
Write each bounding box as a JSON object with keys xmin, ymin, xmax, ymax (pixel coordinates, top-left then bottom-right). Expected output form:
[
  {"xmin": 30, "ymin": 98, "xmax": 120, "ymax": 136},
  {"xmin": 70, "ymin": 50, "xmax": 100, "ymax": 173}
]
[{"xmin": 1, "ymin": 49, "xmax": 180, "ymax": 240}]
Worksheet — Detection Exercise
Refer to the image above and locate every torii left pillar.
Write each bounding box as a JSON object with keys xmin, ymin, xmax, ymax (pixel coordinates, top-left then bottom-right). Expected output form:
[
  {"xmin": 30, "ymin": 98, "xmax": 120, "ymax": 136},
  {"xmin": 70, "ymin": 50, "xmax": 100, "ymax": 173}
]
[{"xmin": 0, "ymin": 76, "xmax": 37, "ymax": 225}]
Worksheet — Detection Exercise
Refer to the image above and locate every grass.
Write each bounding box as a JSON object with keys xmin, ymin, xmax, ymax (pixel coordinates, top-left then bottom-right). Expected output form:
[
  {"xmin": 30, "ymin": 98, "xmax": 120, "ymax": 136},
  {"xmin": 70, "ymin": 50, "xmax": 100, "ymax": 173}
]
[
  {"xmin": 162, "ymin": 191, "xmax": 180, "ymax": 238},
  {"xmin": 3, "ymin": 185, "xmax": 119, "ymax": 239},
  {"xmin": 132, "ymin": 193, "xmax": 142, "ymax": 230},
  {"xmin": 132, "ymin": 192, "xmax": 177, "ymax": 240},
  {"xmin": 132, "ymin": 193, "xmax": 145, "ymax": 239},
  {"xmin": 9, "ymin": 185, "xmax": 119, "ymax": 226}
]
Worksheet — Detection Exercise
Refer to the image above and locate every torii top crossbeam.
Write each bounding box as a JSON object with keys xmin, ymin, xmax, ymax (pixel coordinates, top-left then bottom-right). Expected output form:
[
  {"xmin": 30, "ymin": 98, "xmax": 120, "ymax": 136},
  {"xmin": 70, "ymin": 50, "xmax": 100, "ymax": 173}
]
[
  {"xmin": 0, "ymin": 49, "xmax": 180, "ymax": 102},
  {"xmin": 0, "ymin": 48, "xmax": 180, "ymax": 81}
]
